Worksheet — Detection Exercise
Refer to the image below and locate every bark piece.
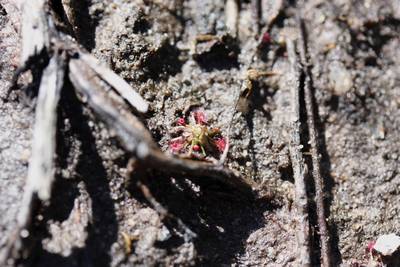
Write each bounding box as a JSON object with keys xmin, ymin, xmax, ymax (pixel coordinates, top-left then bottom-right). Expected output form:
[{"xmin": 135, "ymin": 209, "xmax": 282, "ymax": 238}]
[{"xmin": 23, "ymin": 53, "xmax": 65, "ymax": 203}]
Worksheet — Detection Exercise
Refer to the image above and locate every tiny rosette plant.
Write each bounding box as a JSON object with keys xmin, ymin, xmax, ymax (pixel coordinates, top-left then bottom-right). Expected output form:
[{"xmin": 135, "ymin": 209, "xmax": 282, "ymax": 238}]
[{"xmin": 168, "ymin": 109, "xmax": 227, "ymax": 160}]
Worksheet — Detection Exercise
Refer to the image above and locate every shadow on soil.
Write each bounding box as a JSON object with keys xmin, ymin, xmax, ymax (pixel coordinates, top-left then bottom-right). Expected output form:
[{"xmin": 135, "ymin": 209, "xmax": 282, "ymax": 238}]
[
  {"xmin": 51, "ymin": 0, "xmax": 98, "ymax": 51},
  {"xmin": 128, "ymin": 171, "xmax": 278, "ymax": 266},
  {"xmin": 244, "ymin": 81, "xmax": 275, "ymax": 182},
  {"xmin": 27, "ymin": 83, "xmax": 118, "ymax": 267}
]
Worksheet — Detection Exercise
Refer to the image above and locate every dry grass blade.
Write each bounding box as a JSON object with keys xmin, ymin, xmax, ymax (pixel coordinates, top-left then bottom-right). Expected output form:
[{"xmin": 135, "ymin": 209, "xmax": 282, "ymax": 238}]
[
  {"xmin": 286, "ymin": 37, "xmax": 312, "ymax": 267},
  {"xmin": 251, "ymin": 0, "xmax": 261, "ymax": 33},
  {"xmin": 2, "ymin": 1, "xmax": 254, "ymax": 263}
]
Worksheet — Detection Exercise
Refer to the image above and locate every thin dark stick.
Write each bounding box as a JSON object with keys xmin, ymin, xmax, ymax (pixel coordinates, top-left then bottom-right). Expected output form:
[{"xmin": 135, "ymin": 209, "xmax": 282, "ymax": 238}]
[
  {"xmin": 286, "ymin": 37, "xmax": 311, "ymax": 267},
  {"xmin": 297, "ymin": 17, "xmax": 332, "ymax": 267}
]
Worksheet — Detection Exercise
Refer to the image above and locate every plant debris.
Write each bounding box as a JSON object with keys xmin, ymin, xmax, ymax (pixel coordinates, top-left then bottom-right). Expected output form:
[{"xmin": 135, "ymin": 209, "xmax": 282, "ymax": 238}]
[{"xmin": 373, "ymin": 234, "xmax": 400, "ymax": 256}]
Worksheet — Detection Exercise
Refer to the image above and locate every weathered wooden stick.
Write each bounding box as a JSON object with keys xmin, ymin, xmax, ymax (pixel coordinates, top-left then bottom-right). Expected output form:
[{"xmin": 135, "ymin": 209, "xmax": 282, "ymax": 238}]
[
  {"xmin": 0, "ymin": 53, "xmax": 65, "ymax": 264},
  {"xmin": 251, "ymin": 0, "xmax": 261, "ymax": 33},
  {"xmin": 225, "ymin": 0, "xmax": 239, "ymax": 37},
  {"xmin": 20, "ymin": 0, "xmax": 50, "ymax": 63},
  {"xmin": 24, "ymin": 54, "xmax": 65, "ymax": 202},
  {"xmin": 286, "ymin": 37, "xmax": 312, "ymax": 267},
  {"xmin": 297, "ymin": 16, "xmax": 332, "ymax": 267},
  {"xmin": 78, "ymin": 52, "xmax": 149, "ymax": 113}
]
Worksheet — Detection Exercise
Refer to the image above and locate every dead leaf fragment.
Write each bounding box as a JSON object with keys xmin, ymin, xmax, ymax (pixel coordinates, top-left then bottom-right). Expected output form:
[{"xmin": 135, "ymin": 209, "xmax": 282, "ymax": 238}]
[{"xmin": 373, "ymin": 233, "xmax": 400, "ymax": 256}]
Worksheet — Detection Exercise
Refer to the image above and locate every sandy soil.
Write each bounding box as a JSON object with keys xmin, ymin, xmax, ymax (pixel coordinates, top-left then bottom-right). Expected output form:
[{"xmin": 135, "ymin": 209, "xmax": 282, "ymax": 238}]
[{"xmin": 0, "ymin": 0, "xmax": 399, "ymax": 266}]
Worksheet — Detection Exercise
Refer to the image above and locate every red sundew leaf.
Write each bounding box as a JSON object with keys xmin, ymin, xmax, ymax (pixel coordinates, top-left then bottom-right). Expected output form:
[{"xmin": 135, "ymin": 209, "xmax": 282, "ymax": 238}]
[
  {"xmin": 169, "ymin": 137, "xmax": 185, "ymax": 153},
  {"xmin": 193, "ymin": 110, "xmax": 207, "ymax": 125},
  {"xmin": 214, "ymin": 137, "xmax": 226, "ymax": 153},
  {"xmin": 366, "ymin": 241, "xmax": 376, "ymax": 253},
  {"xmin": 262, "ymin": 32, "xmax": 271, "ymax": 44},
  {"xmin": 177, "ymin": 117, "xmax": 186, "ymax": 126}
]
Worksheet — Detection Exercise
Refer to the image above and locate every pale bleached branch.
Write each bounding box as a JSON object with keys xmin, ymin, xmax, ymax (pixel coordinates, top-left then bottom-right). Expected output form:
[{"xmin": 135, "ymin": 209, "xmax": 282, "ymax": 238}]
[
  {"xmin": 20, "ymin": 0, "xmax": 50, "ymax": 63},
  {"xmin": 0, "ymin": 53, "xmax": 65, "ymax": 264},
  {"xmin": 78, "ymin": 52, "xmax": 149, "ymax": 114},
  {"xmin": 24, "ymin": 52, "xmax": 65, "ymax": 203},
  {"xmin": 225, "ymin": 0, "xmax": 239, "ymax": 37},
  {"xmin": 1, "ymin": 1, "xmax": 255, "ymax": 264}
]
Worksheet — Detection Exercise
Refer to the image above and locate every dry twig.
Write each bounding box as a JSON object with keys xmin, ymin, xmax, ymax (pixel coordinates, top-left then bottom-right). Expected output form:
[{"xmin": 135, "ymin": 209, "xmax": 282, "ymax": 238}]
[
  {"xmin": 286, "ymin": 36, "xmax": 312, "ymax": 267},
  {"xmin": 297, "ymin": 16, "xmax": 332, "ymax": 267},
  {"xmin": 77, "ymin": 53, "xmax": 149, "ymax": 113},
  {"xmin": 225, "ymin": 0, "xmax": 239, "ymax": 37},
  {"xmin": 251, "ymin": 0, "xmax": 261, "ymax": 33}
]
